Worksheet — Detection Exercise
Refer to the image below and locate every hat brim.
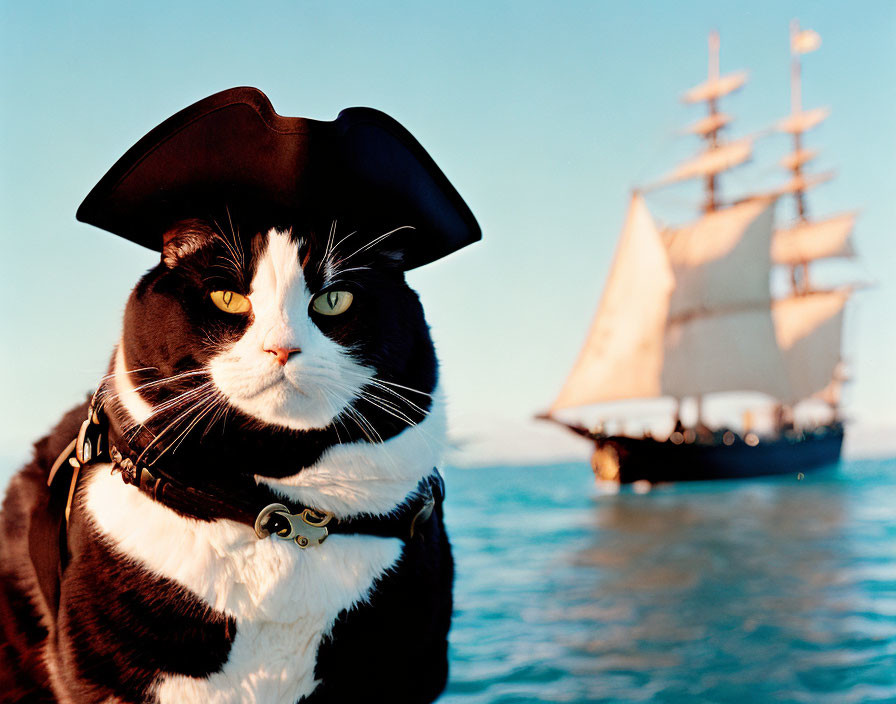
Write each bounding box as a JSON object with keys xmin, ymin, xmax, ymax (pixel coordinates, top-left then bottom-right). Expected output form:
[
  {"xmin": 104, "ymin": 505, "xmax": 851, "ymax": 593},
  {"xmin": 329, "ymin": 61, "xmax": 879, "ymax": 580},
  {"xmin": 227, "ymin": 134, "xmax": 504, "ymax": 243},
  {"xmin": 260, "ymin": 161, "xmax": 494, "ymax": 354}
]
[{"xmin": 76, "ymin": 87, "xmax": 480, "ymax": 270}]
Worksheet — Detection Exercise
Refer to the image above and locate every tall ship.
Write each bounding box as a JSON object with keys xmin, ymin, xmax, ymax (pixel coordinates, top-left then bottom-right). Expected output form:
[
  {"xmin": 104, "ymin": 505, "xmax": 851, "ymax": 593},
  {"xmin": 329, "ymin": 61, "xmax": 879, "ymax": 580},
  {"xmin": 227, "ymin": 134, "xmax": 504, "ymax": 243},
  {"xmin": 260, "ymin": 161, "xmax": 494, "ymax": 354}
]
[{"xmin": 540, "ymin": 25, "xmax": 859, "ymax": 484}]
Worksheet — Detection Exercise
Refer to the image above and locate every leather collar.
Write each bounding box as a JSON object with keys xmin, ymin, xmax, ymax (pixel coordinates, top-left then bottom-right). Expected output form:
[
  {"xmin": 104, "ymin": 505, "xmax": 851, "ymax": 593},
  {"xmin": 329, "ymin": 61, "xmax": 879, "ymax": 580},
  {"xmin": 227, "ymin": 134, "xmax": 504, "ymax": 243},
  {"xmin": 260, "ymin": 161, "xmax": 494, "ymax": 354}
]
[{"xmin": 51, "ymin": 393, "xmax": 443, "ymax": 548}]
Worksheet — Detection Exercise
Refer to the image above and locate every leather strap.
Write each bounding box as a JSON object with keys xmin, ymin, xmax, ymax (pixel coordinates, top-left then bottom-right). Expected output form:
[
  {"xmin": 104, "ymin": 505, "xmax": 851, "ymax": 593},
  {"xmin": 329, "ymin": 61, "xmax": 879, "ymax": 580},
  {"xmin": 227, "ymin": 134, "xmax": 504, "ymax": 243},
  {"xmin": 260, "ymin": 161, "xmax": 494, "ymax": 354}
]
[{"xmin": 54, "ymin": 394, "xmax": 442, "ymax": 545}]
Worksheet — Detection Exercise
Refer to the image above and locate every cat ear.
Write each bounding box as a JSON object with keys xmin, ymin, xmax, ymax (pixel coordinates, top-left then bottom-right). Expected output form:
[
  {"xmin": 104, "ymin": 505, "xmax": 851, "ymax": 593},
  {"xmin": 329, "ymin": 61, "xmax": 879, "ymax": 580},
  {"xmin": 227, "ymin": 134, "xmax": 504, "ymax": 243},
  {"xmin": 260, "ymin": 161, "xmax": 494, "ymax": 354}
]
[{"xmin": 161, "ymin": 219, "xmax": 215, "ymax": 268}]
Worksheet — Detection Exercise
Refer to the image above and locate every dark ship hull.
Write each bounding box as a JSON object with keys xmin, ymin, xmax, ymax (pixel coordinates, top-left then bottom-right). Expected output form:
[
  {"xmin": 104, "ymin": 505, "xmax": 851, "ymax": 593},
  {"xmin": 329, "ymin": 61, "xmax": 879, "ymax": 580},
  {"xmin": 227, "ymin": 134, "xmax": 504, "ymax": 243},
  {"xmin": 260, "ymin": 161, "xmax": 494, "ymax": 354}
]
[{"xmin": 586, "ymin": 424, "xmax": 844, "ymax": 484}]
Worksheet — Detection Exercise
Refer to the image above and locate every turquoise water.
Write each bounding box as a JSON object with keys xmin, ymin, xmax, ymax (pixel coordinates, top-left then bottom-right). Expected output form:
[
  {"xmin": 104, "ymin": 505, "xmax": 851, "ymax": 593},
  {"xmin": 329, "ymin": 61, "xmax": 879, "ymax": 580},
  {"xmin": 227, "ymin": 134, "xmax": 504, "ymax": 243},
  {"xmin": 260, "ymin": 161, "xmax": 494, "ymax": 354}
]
[
  {"xmin": 441, "ymin": 459, "xmax": 896, "ymax": 703},
  {"xmin": 1, "ymin": 457, "xmax": 893, "ymax": 701}
]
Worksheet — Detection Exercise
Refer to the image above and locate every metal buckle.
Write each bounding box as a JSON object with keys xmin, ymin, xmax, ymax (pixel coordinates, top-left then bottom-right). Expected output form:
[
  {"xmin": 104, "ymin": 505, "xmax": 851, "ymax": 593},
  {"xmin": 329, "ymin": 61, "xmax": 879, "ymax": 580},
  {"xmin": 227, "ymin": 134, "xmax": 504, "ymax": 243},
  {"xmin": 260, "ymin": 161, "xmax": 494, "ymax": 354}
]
[
  {"xmin": 254, "ymin": 503, "xmax": 334, "ymax": 548},
  {"xmin": 75, "ymin": 401, "xmax": 105, "ymax": 465},
  {"xmin": 75, "ymin": 418, "xmax": 93, "ymax": 465}
]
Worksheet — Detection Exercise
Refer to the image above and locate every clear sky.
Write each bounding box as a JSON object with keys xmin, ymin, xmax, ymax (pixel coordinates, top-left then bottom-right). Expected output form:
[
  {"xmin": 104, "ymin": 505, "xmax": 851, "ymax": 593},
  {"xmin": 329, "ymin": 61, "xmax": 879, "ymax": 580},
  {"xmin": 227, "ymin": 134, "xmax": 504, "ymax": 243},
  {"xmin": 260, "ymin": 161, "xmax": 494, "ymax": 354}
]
[{"xmin": 2, "ymin": 1, "xmax": 894, "ymax": 466}]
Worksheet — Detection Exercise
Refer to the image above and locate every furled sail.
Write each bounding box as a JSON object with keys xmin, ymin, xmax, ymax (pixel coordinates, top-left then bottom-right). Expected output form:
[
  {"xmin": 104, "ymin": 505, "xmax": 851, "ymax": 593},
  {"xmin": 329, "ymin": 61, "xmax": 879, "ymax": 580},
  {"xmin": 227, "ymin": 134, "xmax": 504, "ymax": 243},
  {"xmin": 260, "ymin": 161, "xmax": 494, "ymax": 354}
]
[
  {"xmin": 772, "ymin": 212, "xmax": 857, "ymax": 265},
  {"xmin": 659, "ymin": 138, "xmax": 752, "ymax": 185},
  {"xmin": 550, "ymin": 193, "xmax": 673, "ymax": 411},
  {"xmin": 661, "ymin": 198, "xmax": 792, "ymax": 398},
  {"xmin": 774, "ymin": 170, "xmax": 834, "ymax": 195},
  {"xmin": 685, "ymin": 112, "xmax": 732, "ymax": 135},
  {"xmin": 780, "ymin": 148, "xmax": 818, "ymax": 170},
  {"xmin": 776, "ymin": 107, "xmax": 829, "ymax": 133},
  {"xmin": 773, "ymin": 290, "xmax": 849, "ymax": 402},
  {"xmin": 683, "ymin": 71, "xmax": 748, "ymax": 103}
]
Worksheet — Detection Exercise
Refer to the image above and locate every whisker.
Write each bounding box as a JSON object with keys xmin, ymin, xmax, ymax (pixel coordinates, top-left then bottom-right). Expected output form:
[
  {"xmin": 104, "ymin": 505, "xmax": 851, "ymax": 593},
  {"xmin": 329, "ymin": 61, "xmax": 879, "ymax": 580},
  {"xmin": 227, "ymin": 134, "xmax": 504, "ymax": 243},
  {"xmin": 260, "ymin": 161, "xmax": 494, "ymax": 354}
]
[
  {"xmin": 355, "ymin": 389, "xmax": 422, "ymax": 428},
  {"xmin": 362, "ymin": 381, "xmax": 430, "ymax": 416},
  {"xmin": 134, "ymin": 388, "xmax": 219, "ymax": 465},
  {"xmin": 98, "ymin": 366, "xmax": 158, "ymax": 383},
  {"xmin": 212, "ymin": 218, "xmax": 244, "ymax": 267},
  {"xmin": 140, "ymin": 382, "xmax": 214, "ymax": 421},
  {"xmin": 369, "ymin": 377, "xmax": 433, "ymax": 398},
  {"xmin": 318, "ymin": 219, "xmax": 338, "ymax": 275},
  {"xmin": 169, "ymin": 395, "xmax": 222, "ymax": 455},
  {"xmin": 337, "ymin": 225, "xmax": 414, "ymax": 266},
  {"xmin": 225, "ymin": 205, "xmax": 245, "ymax": 268},
  {"xmin": 122, "ymin": 383, "xmax": 215, "ymax": 441},
  {"xmin": 202, "ymin": 398, "xmax": 230, "ymax": 440},
  {"xmin": 330, "ymin": 229, "xmax": 359, "ymax": 257},
  {"xmin": 130, "ymin": 370, "xmax": 210, "ymax": 394},
  {"xmin": 339, "ymin": 370, "xmax": 434, "ymax": 399},
  {"xmin": 340, "ymin": 402, "xmax": 382, "ymax": 445}
]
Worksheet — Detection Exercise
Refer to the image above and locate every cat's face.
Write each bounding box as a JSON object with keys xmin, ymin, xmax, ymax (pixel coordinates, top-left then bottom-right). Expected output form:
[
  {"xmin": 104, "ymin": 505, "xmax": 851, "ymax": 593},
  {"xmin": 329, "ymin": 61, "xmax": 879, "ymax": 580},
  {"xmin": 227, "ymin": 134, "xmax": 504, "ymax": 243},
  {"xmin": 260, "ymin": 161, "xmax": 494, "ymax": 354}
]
[{"xmin": 113, "ymin": 218, "xmax": 437, "ymax": 454}]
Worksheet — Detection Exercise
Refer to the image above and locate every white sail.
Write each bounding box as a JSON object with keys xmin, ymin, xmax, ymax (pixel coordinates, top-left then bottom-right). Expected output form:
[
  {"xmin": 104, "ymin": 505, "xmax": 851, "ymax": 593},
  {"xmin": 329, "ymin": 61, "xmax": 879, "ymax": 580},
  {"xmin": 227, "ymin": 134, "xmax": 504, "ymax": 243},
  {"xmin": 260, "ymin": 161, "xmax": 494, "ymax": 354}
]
[
  {"xmin": 550, "ymin": 193, "xmax": 674, "ymax": 410},
  {"xmin": 660, "ymin": 138, "xmax": 752, "ymax": 185},
  {"xmin": 661, "ymin": 197, "xmax": 791, "ymax": 398},
  {"xmin": 772, "ymin": 212, "xmax": 857, "ymax": 265},
  {"xmin": 662, "ymin": 308, "xmax": 792, "ymax": 399},
  {"xmin": 777, "ymin": 107, "xmax": 829, "ymax": 133},
  {"xmin": 665, "ymin": 197, "xmax": 777, "ymax": 318},
  {"xmin": 773, "ymin": 290, "xmax": 849, "ymax": 402},
  {"xmin": 683, "ymin": 71, "xmax": 748, "ymax": 103}
]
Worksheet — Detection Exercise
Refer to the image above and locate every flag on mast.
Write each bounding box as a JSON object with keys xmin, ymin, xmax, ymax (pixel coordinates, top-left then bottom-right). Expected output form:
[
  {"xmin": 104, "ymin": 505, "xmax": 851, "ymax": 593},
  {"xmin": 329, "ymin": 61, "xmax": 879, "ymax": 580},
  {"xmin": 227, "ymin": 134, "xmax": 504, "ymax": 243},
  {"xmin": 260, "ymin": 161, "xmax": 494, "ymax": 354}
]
[{"xmin": 792, "ymin": 28, "xmax": 821, "ymax": 54}]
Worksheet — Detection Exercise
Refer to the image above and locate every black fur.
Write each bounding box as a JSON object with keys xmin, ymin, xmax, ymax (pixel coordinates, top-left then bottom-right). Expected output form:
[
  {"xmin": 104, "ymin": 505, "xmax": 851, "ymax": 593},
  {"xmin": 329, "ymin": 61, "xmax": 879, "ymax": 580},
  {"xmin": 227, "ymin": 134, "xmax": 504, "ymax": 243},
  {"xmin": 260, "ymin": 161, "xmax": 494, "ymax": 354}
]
[{"xmin": 0, "ymin": 216, "xmax": 453, "ymax": 703}]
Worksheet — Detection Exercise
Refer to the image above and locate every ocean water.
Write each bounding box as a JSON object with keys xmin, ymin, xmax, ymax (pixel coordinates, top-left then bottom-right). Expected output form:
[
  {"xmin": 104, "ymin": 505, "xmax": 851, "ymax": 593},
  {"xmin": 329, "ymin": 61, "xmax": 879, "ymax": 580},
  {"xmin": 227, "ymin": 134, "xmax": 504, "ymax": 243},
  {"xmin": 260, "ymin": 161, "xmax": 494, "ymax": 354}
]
[
  {"xmin": 441, "ymin": 459, "xmax": 896, "ymax": 704},
  {"xmin": 1, "ymin": 457, "xmax": 893, "ymax": 701}
]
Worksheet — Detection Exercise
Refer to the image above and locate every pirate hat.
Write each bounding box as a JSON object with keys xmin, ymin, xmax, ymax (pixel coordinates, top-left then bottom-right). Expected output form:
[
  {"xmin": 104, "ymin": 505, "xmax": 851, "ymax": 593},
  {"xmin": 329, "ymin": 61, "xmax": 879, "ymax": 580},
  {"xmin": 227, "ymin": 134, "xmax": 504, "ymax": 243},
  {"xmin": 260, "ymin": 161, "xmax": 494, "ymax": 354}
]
[{"xmin": 77, "ymin": 87, "xmax": 480, "ymax": 270}]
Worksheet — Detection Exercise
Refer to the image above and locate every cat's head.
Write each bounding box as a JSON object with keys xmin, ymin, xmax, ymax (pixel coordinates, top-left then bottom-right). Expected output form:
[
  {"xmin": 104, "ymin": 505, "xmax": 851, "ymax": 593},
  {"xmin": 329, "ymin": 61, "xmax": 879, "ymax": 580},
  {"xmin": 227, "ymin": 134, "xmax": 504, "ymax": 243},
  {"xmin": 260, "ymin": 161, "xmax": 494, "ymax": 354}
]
[{"xmin": 108, "ymin": 216, "xmax": 438, "ymax": 468}]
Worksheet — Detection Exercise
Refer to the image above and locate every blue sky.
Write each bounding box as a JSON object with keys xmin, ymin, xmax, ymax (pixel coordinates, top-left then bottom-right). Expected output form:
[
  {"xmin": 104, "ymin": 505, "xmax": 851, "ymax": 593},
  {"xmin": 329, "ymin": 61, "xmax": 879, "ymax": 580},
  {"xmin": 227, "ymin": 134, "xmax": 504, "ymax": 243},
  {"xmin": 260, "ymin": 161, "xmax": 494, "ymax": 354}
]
[{"xmin": 2, "ymin": 1, "xmax": 894, "ymax": 465}]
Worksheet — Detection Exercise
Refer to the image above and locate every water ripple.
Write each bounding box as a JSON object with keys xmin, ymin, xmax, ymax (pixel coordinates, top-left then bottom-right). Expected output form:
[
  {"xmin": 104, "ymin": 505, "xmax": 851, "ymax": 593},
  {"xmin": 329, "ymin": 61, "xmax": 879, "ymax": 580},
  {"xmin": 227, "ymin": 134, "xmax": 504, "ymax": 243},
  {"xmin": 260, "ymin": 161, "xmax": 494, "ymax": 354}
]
[{"xmin": 441, "ymin": 459, "xmax": 896, "ymax": 703}]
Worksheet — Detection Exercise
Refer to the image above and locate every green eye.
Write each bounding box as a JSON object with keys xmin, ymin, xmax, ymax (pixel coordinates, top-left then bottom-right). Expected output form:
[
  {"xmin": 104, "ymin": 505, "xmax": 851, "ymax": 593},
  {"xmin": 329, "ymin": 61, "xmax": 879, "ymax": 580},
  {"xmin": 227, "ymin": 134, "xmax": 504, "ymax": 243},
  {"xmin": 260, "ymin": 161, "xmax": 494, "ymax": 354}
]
[
  {"xmin": 312, "ymin": 290, "xmax": 354, "ymax": 316},
  {"xmin": 210, "ymin": 290, "xmax": 252, "ymax": 314}
]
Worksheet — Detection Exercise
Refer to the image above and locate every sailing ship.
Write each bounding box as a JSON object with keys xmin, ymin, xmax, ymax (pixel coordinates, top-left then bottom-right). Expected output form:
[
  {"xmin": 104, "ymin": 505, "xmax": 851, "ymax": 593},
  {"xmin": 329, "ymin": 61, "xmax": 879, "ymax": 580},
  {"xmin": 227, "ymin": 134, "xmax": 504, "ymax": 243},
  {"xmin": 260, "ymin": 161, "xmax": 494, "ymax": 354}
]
[{"xmin": 540, "ymin": 25, "xmax": 858, "ymax": 484}]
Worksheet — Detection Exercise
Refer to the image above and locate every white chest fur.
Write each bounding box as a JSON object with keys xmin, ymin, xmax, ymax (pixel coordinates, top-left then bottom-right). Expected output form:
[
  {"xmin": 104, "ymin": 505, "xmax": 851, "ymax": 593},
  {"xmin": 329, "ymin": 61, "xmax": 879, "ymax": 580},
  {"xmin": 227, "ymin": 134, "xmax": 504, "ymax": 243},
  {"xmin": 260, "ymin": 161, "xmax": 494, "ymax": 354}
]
[
  {"xmin": 84, "ymin": 467, "xmax": 402, "ymax": 704},
  {"xmin": 82, "ymin": 395, "xmax": 445, "ymax": 704}
]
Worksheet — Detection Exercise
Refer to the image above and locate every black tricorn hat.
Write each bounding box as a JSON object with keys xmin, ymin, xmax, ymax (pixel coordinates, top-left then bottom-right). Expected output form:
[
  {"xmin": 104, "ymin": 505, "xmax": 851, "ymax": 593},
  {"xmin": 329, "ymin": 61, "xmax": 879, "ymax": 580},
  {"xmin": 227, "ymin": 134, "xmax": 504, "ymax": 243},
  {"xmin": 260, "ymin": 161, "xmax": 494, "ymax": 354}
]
[{"xmin": 77, "ymin": 87, "xmax": 480, "ymax": 270}]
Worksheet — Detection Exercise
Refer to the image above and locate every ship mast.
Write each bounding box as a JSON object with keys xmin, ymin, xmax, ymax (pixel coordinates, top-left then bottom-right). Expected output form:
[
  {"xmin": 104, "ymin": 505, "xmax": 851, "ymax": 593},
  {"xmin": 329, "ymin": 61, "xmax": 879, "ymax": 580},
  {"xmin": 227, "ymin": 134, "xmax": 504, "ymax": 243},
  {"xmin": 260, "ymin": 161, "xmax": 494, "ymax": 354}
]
[
  {"xmin": 770, "ymin": 23, "xmax": 858, "ymax": 420},
  {"xmin": 646, "ymin": 32, "xmax": 752, "ymax": 206},
  {"xmin": 703, "ymin": 31, "xmax": 723, "ymax": 212},
  {"xmin": 786, "ymin": 20, "xmax": 821, "ymax": 293},
  {"xmin": 789, "ymin": 20, "xmax": 808, "ymax": 221},
  {"xmin": 690, "ymin": 31, "xmax": 737, "ymax": 428}
]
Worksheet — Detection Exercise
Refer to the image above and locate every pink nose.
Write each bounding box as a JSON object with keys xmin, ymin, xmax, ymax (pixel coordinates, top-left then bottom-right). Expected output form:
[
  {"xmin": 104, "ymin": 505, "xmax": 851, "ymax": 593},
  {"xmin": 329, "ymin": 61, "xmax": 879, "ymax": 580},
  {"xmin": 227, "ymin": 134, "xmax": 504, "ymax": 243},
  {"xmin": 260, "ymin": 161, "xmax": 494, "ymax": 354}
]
[{"xmin": 265, "ymin": 346, "xmax": 301, "ymax": 366}]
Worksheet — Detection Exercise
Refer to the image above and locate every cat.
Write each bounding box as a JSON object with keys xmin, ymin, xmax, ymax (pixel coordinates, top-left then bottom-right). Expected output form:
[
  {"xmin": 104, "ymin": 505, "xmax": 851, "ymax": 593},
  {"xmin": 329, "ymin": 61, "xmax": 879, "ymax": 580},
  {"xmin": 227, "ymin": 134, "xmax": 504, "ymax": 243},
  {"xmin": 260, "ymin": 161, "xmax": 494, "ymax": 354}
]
[{"xmin": 0, "ymin": 214, "xmax": 457, "ymax": 703}]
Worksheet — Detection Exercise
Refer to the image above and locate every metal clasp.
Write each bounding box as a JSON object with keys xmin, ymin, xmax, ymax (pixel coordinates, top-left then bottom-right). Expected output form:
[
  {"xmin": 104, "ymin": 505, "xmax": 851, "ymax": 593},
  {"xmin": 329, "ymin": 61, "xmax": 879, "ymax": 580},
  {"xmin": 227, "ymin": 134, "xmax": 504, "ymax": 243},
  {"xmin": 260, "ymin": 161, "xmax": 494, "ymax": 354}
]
[
  {"xmin": 75, "ymin": 402, "xmax": 105, "ymax": 465},
  {"xmin": 254, "ymin": 503, "xmax": 334, "ymax": 548}
]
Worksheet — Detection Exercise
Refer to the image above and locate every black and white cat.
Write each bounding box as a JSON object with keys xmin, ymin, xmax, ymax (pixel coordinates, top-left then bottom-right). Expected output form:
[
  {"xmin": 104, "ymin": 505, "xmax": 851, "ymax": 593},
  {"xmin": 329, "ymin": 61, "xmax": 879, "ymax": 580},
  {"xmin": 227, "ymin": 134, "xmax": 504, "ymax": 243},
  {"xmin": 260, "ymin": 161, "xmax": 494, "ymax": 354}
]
[{"xmin": 0, "ymin": 88, "xmax": 479, "ymax": 703}]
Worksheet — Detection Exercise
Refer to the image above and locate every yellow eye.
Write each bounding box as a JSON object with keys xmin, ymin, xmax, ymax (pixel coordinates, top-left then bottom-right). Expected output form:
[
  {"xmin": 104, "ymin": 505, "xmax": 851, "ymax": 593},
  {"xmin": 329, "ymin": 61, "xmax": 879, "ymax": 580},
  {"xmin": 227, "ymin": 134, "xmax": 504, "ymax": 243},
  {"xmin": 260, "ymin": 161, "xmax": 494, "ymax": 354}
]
[
  {"xmin": 312, "ymin": 290, "xmax": 354, "ymax": 316},
  {"xmin": 209, "ymin": 290, "xmax": 252, "ymax": 314}
]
